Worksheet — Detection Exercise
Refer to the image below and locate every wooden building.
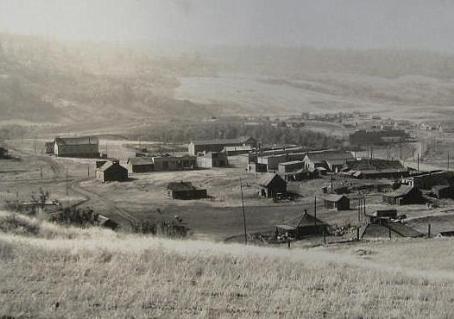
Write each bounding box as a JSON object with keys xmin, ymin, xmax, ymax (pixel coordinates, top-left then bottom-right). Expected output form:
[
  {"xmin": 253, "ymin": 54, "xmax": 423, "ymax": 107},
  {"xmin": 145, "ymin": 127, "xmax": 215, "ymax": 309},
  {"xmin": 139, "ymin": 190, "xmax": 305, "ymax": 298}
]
[
  {"xmin": 96, "ymin": 161, "xmax": 128, "ymax": 182},
  {"xmin": 153, "ymin": 155, "xmax": 196, "ymax": 171},
  {"xmin": 278, "ymin": 160, "xmax": 305, "ymax": 174},
  {"xmin": 323, "ymin": 194, "xmax": 350, "ymax": 210},
  {"xmin": 342, "ymin": 159, "xmax": 409, "ymax": 179},
  {"xmin": 303, "ymin": 150, "xmax": 354, "ymax": 172},
  {"xmin": 54, "ymin": 136, "xmax": 99, "ymax": 158},
  {"xmin": 196, "ymin": 152, "xmax": 228, "ymax": 168},
  {"xmin": 383, "ymin": 185, "xmax": 424, "ymax": 205},
  {"xmin": 431, "ymin": 185, "xmax": 454, "ymax": 199},
  {"xmin": 188, "ymin": 136, "xmax": 257, "ymax": 156},
  {"xmin": 127, "ymin": 157, "xmax": 155, "ymax": 173},
  {"xmin": 258, "ymin": 173, "xmax": 287, "ymax": 198},
  {"xmin": 275, "ymin": 212, "xmax": 328, "ymax": 239},
  {"xmin": 167, "ymin": 182, "xmax": 207, "ymax": 200}
]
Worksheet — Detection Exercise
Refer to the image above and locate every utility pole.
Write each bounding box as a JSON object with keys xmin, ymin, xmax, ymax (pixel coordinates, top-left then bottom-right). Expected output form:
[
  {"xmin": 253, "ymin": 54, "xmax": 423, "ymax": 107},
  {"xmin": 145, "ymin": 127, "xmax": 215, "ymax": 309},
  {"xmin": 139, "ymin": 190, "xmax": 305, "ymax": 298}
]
[
  {"xmin": 66, "ymin": 168, "xmax": 69, "ymax": 196},
  {"xmin": 448, "ymin": 152, "xmax": 450, "ymax": 171},
  {"xmin": 239, "ymin": 177, "xmax": 247, "ymax": 245},
  {"xmin": 314, "ymin": 195, "xmax": 317, "ymax": 224},
  {"xmin": 417, "ymin": 153, "xmax": 420, "ymax": 173},
  {"xmin": 88, "ymin": 164, "xmax": 90, "ymax": 177}
]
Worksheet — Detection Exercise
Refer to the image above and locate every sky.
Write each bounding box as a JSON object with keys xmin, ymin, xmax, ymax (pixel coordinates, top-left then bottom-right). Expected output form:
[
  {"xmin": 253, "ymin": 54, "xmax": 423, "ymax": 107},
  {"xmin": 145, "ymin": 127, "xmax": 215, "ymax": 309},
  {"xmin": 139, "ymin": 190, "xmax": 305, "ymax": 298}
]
[{"xmin": 0, "ymin": 0, "xmax": 453, "ymax": 52}]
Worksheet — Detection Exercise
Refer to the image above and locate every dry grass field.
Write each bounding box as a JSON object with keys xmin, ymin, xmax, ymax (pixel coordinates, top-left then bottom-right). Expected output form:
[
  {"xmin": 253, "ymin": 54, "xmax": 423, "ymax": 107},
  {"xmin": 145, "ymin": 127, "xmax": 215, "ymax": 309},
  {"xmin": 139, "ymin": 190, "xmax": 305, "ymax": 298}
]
[{"xmin": 1, "ymin": 210, "xmax": 454, "ymax": 319}]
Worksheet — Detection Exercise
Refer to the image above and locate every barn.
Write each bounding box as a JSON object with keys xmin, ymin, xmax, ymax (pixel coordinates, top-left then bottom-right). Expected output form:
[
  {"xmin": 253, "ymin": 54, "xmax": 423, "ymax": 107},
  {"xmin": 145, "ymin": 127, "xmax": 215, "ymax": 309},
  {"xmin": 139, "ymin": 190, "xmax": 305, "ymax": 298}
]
[
  {"xmin": 127, "ymin": 157, "xmax": 155, "ymax": 173},
  {"xmin": 96, "ymin": 161, "xmax": 128, "ymax": 182},
  {"xmin": 258, "ymin": 173, "xmax": 287, "ymax": 198},
  {"xmin": 383, "ymin": 185, "xmax": 424, "ymax": 205},
  {"xmin": 167, "ymin": 182, "xmax": 208, "ymax": 200},
  {"xmin": 54, "ymin": 136, "xmax": 99, "ymax": 158},
  {"xmin": 323, "ymin": 194, "xmax": 350, "ymax": 210}
]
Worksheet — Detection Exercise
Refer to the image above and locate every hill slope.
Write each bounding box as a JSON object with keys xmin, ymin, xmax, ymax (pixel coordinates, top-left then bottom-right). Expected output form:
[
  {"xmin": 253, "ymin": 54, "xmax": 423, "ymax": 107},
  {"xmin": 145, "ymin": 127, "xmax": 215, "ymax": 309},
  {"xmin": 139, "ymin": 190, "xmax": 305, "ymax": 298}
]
[{"xmin": 1, "ymin": 211, "xmax": 454, "ymax": 318}]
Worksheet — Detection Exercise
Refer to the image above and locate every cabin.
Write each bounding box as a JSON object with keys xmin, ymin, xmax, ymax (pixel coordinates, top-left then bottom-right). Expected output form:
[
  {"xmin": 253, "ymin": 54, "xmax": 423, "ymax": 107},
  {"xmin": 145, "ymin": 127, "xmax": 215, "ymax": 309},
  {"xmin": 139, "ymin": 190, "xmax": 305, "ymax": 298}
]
[
  {"xmin": 258, "ymin": 173, "xmax": 287, "ymax": 198},
  {"xmin": 96, "ymin": 161, "xmax": 128, "ymax": 182},
  {"xmin": 54, "ymin": 136, "xmax": 99, "ymax": 158},
  {"xmin": 431, "ymin": 185, "xmax": 454, "ymax": 199},
  {"xmin": 196, "ymin": 152, "xmax": 229, "ymax": 168},
  {"xmin": 127, "ymin": 157, "xmax": 155, "ymax": 173},
  {"xmin": 383, "ymin": 185, "xmax": 424, "ymax": 205},
  {"xmin": 275, "ymin": 212, "xmax": 328, "ymax": 239},
  {"xmin": 188, "ymin": 136, "xmax": 257, "ymax": 155},
  {"xmin": 167, "ymin": 182, "xmax": 208, "ymax": 200},
  {"xmin": 323, "ymin": 194, "xmax": 350, "ymax": 210}
]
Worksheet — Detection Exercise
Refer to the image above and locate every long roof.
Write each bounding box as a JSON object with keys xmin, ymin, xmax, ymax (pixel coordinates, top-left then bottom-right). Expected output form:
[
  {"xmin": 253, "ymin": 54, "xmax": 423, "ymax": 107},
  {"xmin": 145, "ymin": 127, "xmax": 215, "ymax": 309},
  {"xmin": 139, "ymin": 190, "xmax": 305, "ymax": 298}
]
[
  {"xmin": 258, "ymin": 173, "xmax": 283, "ymax": 187},
  {"xmin": 323, "ymin": 194, "xmax": 348, "ymax": 202},
  {"xmin": 385, "ymin": 185, "xmax": 417, "ymax": 198},
  {"xmin": 191, "ymin": 136, "xmax": 254, "ymax": 146},
  {"xmin": 55, "ymin": 136, "xmax": 99, "ymax": 145},
  {"xmin": 127, "ymin": 157, "xmax": 154, "ymax": 165},
  {"xmin": 167, "ymin": 181, "xmax": 198, "ymax": 191},
  {"xmin": 306, "ymin": 150, "xmax": 354, "ymax": 162},
  {"xmin": 346, "ymin": 159, "xmax": 405, "ymax": 171}
]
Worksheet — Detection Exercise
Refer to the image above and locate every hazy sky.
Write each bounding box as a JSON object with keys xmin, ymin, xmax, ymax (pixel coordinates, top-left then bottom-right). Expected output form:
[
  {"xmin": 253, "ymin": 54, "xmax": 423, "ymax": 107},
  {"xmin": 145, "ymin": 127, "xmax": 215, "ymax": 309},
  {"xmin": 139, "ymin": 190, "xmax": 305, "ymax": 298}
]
[{"xmin": 1, "ymin": 0, "xmax": 453, "ymax": 51}]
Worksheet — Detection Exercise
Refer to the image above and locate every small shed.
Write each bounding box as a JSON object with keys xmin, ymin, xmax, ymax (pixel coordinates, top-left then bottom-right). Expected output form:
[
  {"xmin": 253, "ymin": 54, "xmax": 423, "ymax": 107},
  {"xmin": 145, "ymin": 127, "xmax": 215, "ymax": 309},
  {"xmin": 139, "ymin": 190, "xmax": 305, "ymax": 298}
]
[
  {"xmin": 431, "ymin": 185, "xmax": 454, "ymax": 199},
  {"xmin": 258, "ymin": 173, "xmax": 287, "ymax": 198},
  {"xmin": 323, "ymin": 194, "xmax": 350, "ymax": 210},
  {"xmin": 96, "ymin": 161, "xmax": 129, "ymax": 182},
  {"xmin": 383, "ymin": 185, "xmax": 424, "ymax": 205},
  {"xmin": 167, "ymin": 182, "xmax": 208, "ymax": 200},
  {"xmin": 127, "ymin": 157, "xmax": 155, "ymax": 173}
]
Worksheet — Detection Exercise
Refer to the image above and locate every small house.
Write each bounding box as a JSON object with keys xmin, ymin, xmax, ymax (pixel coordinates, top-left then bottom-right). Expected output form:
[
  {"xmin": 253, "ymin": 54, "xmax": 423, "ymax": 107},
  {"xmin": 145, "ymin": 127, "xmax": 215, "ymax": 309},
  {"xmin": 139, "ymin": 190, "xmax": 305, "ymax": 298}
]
[
  {"xmin": 431, "ymin": 185, "xmax": 454, "ymax": 199},
  {"xmin": 383, "ymin": 185, "xmax": 424, "ymax": 205},
  {"xmin": 258, "ymin": 173, "xmax": 287, "ymax": 198},
  {"xmin": 275, "ymin": 212, "xmax": 328, "ymax": 239},
  {"xmin": 323, "ymin": 194, "xmax": 350, "ymax": 210},
  {"xmin": 127, "ymin": 157, "xmax": 155, "ymax": 173},
  {"xmin": 167, "ymin": 182, "xmax": 208, "ymax": 200},
  {"xmin": 96, "ymin": 161, "xmax": 129, "ymax": 182}
]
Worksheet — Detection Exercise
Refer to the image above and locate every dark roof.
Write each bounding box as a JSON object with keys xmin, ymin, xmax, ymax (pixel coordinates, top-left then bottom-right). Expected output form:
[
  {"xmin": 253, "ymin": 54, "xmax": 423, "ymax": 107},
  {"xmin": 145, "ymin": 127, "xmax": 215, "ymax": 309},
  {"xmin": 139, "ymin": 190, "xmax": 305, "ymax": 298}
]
[
  {"xmin": 323, "ymin": 194, "xmax": 348, "ymax": 202},
  {"xmin": 346, "ymin": 159, "xmax": 406, "ymax": 171},
  {"xmin": 360, "ymin": 222, "xmax": 422, "ymax": 239},
  {"xmin": 305, "ymin": 150, "xmax": 354, "ymax": 163},
  {"xmin": 385, "ymin": 185, "xmax": 417, "ymax": 198},
  {"xmin": 279, "ymin": 212, "xmax": 327, "ymax": 229},
  {"xmin": 191, "ymin": 136, "xmax": 254, "ymax": 146},
  {"xmin": 127, "ymin": 157, "xmax": 154, "ymax": 165},
  {"xmin": 98, "ymin": 161, "xmax": 125, "ymax": 172},
  {"xmin": 258, "ymin": 173, "xmax": 284, "ymax": 187},
  {"xmin": 55, "ymin": 136, "xmax": 99, "ymax": 145},
  {"xmin": 167, "ymin": 181, "xmax": 198, "ymax": 191}
]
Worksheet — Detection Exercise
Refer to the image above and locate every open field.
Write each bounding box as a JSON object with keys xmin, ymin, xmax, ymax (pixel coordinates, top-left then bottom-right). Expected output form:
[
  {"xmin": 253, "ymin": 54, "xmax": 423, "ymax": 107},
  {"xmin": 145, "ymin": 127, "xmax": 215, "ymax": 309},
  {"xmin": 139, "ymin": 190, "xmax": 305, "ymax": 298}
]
[{"xmin": 1, "ymin": 211, "xmax": 454, "ymax": 318}]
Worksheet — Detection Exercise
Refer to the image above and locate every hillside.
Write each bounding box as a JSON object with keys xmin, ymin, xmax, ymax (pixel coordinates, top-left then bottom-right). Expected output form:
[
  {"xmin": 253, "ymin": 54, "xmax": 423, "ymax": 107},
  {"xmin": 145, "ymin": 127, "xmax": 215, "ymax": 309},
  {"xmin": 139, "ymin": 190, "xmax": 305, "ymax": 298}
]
[{"xmin": 1, "ymin": 211, "xmax": 454, "ymax": 318}]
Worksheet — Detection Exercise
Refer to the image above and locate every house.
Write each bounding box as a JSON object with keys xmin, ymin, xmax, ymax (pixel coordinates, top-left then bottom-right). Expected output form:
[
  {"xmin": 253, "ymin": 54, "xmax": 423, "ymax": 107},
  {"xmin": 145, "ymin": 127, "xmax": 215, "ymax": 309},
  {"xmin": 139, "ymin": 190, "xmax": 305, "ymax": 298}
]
[
  {"xmin": 153, "ymin": 154, "xmax": 197, "ymax": 171},
  {"xmin": 275, "ymin": 212, "xmax": 328, "ymax": 239},
  {"xmin": 258, "ymin": 173, "xmax": 287, "ymax": 198},
  {"xmin": 383, "ymin": 185, "xmax": 424, "ymax": 205},
  {"xmin": 282, "ymin": 168, "xmax": 318, "ymax": 182},
  {"xmin": 167, "ymin": 182, "xmax": 207, "ymax": 200},
  {"xmin": 54, "ymin": 136, "xmax": 99, "ymax": 158},
  {"xmin": 96, "ymin": 161, "xmax": 128, "ymax": 182},
  {"xmin": 278, "ymin": 160, "xmax": 305, "ymax": 174},
  {"xmin": 258, "ymin": 152, "xmax": 307, "ymax": 171},
  {"xmin": 431, "ymin": 185, "xmax": 454, "ymax": 199},
  {"xmin": 323, "ymin": 194, "xmax": 350, "ymax": 210},
  {"xmin": 196, "ymin": 152, "xmax": 229, "ymax": 168},
  {"xmin": 188, "ymin": 136, "xmax": 257, "ymax": 155},
  {"xmin": 303, "ymin": 150, "xmax": 354, "ymax": 172},
  {"xmin": 343, "ymin": 159, "xmax": 409, "ymax": 179},
  {"xmin": 127, "ymin": 157, "xmax": 155, "ymax": 173}
]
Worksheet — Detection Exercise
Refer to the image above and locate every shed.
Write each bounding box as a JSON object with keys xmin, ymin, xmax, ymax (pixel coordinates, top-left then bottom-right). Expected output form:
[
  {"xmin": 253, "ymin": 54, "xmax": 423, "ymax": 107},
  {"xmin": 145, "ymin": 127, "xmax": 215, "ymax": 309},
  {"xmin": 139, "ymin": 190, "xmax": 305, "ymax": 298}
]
[
  {"xmin": 258, "ymin": 173, "xmax": 287, "ymax": 198},
  {"xmin": 127, "ymin": 157, "xmax": 155, "ymax": 173},
  {"xmin": 167, "ymin": 182, "xmax": 208, "ymax": 200},
  {"xmin": 96, "ymin": 161, "xmax": 128, "ymax": 182},
  {"xmin": 383, "ymin": 185, "xmax": 424, "ymax": 205},
  {"xmin": 431, "ymin": 185, "xmax": 454, "ymax": 199},
  {"xmin": 323, "ymin": 194, "xmax": 350, "ymax": 210}
]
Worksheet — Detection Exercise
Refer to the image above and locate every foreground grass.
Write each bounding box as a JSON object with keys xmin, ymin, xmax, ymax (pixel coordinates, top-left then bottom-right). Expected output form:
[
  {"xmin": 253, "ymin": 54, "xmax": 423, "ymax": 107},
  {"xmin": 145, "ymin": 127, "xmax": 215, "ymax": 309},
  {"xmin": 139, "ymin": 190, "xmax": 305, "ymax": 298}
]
[{"xmin": 1, "ymin": 212, "xmax": 454, "ymax": 318}]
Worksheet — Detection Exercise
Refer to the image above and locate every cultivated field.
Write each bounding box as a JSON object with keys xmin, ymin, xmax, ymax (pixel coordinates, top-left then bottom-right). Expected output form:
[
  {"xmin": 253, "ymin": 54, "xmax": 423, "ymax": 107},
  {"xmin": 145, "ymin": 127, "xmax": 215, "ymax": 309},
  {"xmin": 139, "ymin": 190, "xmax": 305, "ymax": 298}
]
[{"xmin": 1, "ymin": 211, "xmax": 454, "ymax": 318}]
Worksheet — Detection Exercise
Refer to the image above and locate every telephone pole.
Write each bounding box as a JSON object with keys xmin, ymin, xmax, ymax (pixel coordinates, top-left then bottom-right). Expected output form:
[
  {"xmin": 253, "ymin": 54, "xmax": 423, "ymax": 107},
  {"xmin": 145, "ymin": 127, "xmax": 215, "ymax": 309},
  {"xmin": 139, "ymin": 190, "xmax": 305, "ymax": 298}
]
[
  {"xmin": 448, "ymin": 152, "xmax": 450, "ymax": 171},
  {"xmin": 66, "ymin": 168, "xmax": 69, "ymax": 196},
  {"xmin": 239, "ymin": 177, "xmax": 247, "ymax": 245}
]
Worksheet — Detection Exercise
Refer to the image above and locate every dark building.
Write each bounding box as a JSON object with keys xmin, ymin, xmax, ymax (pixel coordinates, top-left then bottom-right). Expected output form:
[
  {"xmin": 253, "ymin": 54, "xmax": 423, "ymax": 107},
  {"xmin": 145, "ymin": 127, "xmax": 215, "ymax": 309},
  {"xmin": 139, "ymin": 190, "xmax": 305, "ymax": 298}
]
[
  {"xmin": 167, "ymin": 182, "xmax": 208, "ymax": 200},
  {"xmin": 383, "ymin": 185, "xmax": 424, "ymax": 205},
  {"xmin": 196, "ymin": 152, "xmax": 229, "ymax": 168},
  {"xmin": 343, "ymin": 159, "xmax": 409, "ymax": 179},
  {"xmin": 54, "ymin": 136, "xmax": 100, "ymax": 158},
  {"xmin": 96, "ymin": 161, "xmax": 128, "ymax": 182},
  {"xmin": 188, "ymin": 136, "xmax": 257, "ymax": 156},
  {"xmin": 275, "ymin": 212, "xmax": 328, "ymax": 239},
  {"xmin": 127, "ymin": 157, "xmax": 155, "ymax": 173},
  {"xmin": 431, "ymin": 185, "xmax": 454, "ymax": 199},
  {"xmin": 258, "ymin": 173, "xmax": 287, "ymax": 198},
  {"xmin": 323, "ymin": 194, "xmax": 350, "ymax": 210},
  {"xmin": 248, "ymin": 162, "xmax": 268, "ymax": 173},
  {"xmin": 0, "ymin": 147, "xmax": 9, "ymax": 159},
  {"xmin": 349, "ymin": 129, "xmax": 410, "ymax": 146}
]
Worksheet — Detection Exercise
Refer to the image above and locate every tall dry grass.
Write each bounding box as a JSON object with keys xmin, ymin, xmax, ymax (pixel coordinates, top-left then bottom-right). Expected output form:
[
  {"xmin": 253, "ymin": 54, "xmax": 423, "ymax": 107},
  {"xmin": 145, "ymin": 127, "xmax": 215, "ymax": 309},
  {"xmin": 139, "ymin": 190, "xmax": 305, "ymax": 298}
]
[{"xmin": 1, "ymin": 210, "xmax": 454, "ymax": 318}]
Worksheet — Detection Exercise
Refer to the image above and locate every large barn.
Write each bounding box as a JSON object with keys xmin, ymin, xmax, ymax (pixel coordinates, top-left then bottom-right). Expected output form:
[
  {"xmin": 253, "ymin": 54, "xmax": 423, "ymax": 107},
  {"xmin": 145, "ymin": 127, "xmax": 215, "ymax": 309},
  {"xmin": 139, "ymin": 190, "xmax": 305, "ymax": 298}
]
[{"xmin": 54, "ymin": 136, "xmax": 99, "ymax": 158}]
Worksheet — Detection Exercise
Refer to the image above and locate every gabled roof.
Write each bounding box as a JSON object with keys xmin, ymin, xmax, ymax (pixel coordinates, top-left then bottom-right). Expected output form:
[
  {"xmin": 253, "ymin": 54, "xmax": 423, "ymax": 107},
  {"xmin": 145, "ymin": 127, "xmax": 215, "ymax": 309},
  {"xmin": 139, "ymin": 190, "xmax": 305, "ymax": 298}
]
[
  {"xmin": 385, "ymin": 185, "xmax": 418, "ymax": 198},
  {"xmin": 258, "ymin": 173, "xmax": 284, "ymax": 187},
  {"xmin": 279, "ymin": 212, "xmax": 327, "ymax": 228},
  {"xmin": 55, "ymin": 136, "xmax": 99, "ymax": 145},
  {"xmin": 191, "ymin": 136, "xmax": 255, "ymax": 146},
  {"xmin": 324, "ymin": 194, "xmax": 348, "ymax": 202}
]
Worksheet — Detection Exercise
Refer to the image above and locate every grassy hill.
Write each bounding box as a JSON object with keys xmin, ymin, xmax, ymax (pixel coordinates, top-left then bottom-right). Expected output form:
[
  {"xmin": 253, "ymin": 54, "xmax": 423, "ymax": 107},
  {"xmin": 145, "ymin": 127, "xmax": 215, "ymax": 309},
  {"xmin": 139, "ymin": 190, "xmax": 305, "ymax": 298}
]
[{"xmin": 1, "ymin": 210, "xmax": 454, "ymax": 318}]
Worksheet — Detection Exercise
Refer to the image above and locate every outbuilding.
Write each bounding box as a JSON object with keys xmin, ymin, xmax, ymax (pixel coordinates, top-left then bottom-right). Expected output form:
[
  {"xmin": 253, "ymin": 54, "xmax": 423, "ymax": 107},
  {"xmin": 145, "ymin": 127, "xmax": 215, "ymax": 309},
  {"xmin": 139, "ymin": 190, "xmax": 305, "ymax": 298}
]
[
  {"xmin": 275, "ymin": 212, "xmax": 328, "ymax": 239},
  {"xmin": 127, "ymin": 157, "xmax": 155, "ymax": 173},
  {"xmin": 96, "ymin": 161, "xmax": 129, "ymax": 182},
  {"xmin": 167, "ymin": 182, "xmax": 208, "ymax": 200},
  {"xmin": 258, "ymin": 173, "xmax": 287, "ymax": 198},
  {"xmin": 383, "ymin": 185, "xmax": 424, "ymax": 205},
  {"xmin": 323, "ymin": 194, "xmax": 350, "ymax": 210}
]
